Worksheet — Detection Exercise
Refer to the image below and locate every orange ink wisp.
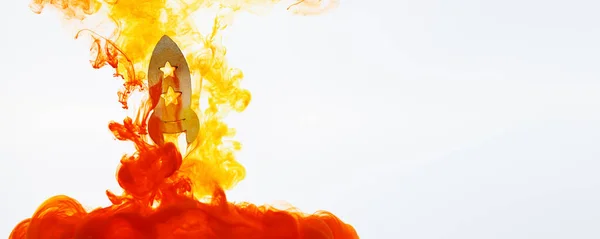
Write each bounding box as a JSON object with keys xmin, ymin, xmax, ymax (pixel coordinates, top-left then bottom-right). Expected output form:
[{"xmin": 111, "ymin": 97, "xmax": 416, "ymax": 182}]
[{"xmin": 10, "ymin": 0, "xmax": 358, "ymax": 238}]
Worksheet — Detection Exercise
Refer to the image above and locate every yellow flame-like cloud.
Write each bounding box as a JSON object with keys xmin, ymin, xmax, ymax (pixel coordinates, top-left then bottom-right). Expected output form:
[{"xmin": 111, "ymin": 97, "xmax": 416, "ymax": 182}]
[{"xmin": 31, "ymin": 0, "xmax": 339, "ymax": 198}]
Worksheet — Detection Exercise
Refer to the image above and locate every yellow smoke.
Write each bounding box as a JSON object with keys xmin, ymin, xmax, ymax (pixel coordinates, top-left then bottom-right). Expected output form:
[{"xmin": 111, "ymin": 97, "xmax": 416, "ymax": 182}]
[{"xmin": 31, "ymin": 0, "xmax": 339, "ymax": 199}]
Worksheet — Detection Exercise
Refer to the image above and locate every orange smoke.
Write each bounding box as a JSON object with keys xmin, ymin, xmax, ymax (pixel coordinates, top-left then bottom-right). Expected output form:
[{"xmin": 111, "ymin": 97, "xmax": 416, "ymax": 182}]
[{"xmin": 10, "ymin": 0, "xmax": 356, "ymax": 238}]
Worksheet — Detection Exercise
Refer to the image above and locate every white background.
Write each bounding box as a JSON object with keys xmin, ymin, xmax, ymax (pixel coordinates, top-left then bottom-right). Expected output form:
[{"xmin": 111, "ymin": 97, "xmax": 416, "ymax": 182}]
[{"xmin": 1, "ymin": 0, "xmax": 600, "ymax": 238}]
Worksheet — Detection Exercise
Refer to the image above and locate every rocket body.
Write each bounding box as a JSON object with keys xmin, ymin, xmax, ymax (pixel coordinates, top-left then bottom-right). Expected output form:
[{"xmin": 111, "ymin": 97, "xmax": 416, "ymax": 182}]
[{"xmin": 147, "ymin": 35, "xmax": 200, "ymax": 146}]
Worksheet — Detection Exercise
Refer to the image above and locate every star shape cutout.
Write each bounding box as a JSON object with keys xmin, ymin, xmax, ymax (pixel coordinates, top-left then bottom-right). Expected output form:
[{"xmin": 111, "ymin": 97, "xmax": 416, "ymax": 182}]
[
  {"xmin": 161, "ymin": 86, "xmax": 181, "ymax": 106},
  {"xmin": 159, "ymin": 61, "xmax": 177, "ymax": 78}
]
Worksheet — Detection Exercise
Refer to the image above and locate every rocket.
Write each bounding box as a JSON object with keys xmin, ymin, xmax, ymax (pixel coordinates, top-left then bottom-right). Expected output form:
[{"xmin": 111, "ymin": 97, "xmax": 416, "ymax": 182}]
[{"xmin": 147, "ymin": 35, "xmax": 200, "ymax": 146}]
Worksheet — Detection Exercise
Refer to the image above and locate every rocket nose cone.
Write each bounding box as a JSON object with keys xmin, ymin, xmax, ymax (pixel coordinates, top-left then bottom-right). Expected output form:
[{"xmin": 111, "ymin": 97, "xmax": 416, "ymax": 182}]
[
  {"xmin": 157, "ymin": 35, "xmax": 176, "ymax": 47},
  {"xmin": 149, "ymin": 35, "xmax": 186, "ymax": 73},
  {"xmin": 154, "ymin": 35, "xmax": 181, "ymax": 54}
]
